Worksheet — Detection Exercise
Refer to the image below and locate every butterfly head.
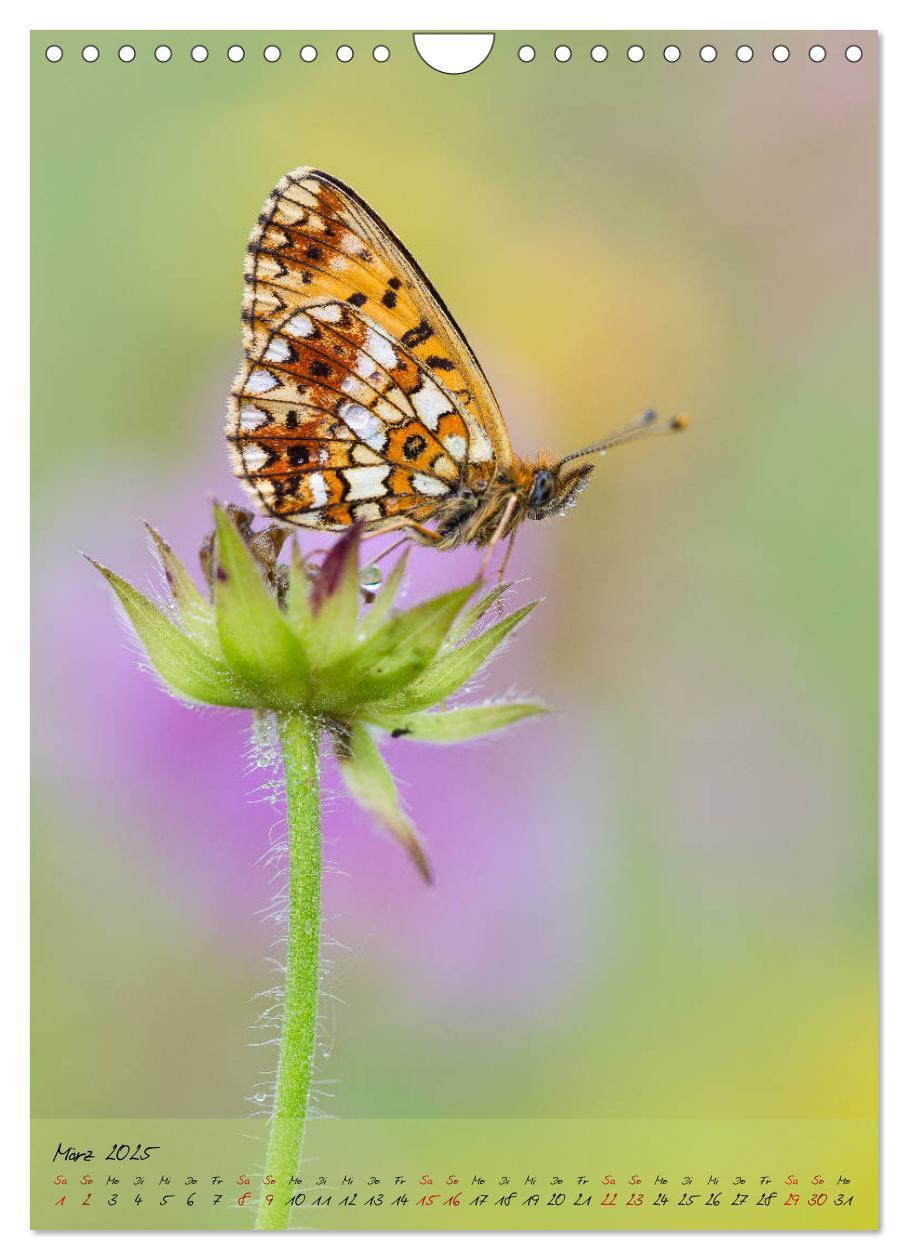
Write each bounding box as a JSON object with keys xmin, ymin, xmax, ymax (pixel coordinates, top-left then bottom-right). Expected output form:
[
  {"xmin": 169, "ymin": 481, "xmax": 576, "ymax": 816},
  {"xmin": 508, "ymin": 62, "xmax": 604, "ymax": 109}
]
[
  {"xmin": 525, "ymin": 462, "xmax": 594, "ymax": 521},
  {"xmin": 527, "ymin": 410, "xmax": 689, "ymax": 522}
]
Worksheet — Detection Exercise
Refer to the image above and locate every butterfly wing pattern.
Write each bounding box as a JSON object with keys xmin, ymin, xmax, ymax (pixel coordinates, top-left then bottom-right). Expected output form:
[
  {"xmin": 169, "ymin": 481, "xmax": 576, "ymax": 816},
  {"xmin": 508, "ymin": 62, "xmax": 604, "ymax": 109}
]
[{"xmin": 227, "ymin": 168, "xmax": 513, "ymax": 534}]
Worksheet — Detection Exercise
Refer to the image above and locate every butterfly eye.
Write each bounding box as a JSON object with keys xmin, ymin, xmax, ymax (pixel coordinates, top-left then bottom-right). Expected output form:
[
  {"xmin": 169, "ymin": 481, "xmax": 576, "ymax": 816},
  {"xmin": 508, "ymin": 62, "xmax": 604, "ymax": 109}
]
[{"xmin": 529, "ymin": 470, "xmax": 556, "ymax": 508}]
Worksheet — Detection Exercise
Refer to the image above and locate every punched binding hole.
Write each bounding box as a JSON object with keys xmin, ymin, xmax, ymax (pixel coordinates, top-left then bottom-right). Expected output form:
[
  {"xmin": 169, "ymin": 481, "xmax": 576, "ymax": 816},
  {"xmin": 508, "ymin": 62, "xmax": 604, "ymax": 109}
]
[
  {"xmin": 809, "ymin": 44, "xmax": 826, "ymax": 62},
  {"xmin": 373, "ymin": 45, "xmax": 390, "ymax": 62},
  {"xmin": 154, "ymin": 45, "xmax": 172, "ymax": 63},
  {"xmin": 227, "ymin": 45, "xmax": 245, "ymax": 63},
  {"xmin": 699, "ymin": 44, "xmax": 717, "ymax": 62},
  {"xmin": 414, "ymin": 33, "xmax": 494, "ymax": 73},
  {"xmin": 772, "ymin": 45, "xmax": 790, "ymax": 62},
  {"xmin": 264, "ymin": 45, "xmax": 281, "ymax": 62},
  {"xmin": 736, "ymin": 45, "xmax": 754, "ymax": 62},
  {"xmin": 118, "ymin": 45, "xmax": 136, "ymax": 62},
  {"xmin": 663, "ymin": 45, "xmax": 681, "ymax": 62},
  {"xmin": 191, "ymin": 45, "xmax": 208, "ymax": 62},
  {"xmin": 591, "ymin": 45, "xmax": 608, "ymax": 62},
  {"xmin": 554, "ymin": 45, "xmax": 571, "ymax": 62},
  {"xmin": 300, "ymin": 45, "xmax": 317, "ymax": 62},
  {"xmin": 627, "ymin": 45, "xmax": 644, "ymax": 62},
  {"xmin": 337, "ymin": 45, "xmax": 354, "ymax": 62},
  {"xmin": 518, "ymin": 45, "xmax": 535, "ymax": 62},
  {"xmin": 845, "ymin": 44, "xmax": 863, "ymax": 62},
  {"xmin": 82, "ymin": 45, "xmax": 99, "ymax": 62},
  {"xmin": 45, "ymin": 44, "xmax": 63, "ymax": 62}
]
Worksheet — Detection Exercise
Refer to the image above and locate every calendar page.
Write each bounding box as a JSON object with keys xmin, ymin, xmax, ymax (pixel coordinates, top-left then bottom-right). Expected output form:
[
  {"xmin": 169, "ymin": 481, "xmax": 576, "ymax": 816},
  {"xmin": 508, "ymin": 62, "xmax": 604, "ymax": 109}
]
[{"xmin": 30, "ymin": 27, "xmax": 878, "ymax": 1231}]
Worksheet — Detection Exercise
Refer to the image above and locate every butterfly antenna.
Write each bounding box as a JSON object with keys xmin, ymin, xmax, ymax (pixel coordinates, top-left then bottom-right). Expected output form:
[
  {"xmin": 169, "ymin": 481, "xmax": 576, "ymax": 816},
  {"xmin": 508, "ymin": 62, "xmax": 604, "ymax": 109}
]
[{"xmin": 557, "ymin": 410, "xmax": 688, "ymax": 467}]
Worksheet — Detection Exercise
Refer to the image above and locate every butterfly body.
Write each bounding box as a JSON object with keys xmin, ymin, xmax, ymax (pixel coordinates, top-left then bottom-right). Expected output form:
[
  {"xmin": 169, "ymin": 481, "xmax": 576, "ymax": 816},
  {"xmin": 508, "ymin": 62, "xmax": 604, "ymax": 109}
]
[
  {"xmin": 419, "ymin": 455, "xmax": 593, "ymax": 550},
  {"xmin": 227, "ymin": 168, "xmax": 685, "ymax": 554}
]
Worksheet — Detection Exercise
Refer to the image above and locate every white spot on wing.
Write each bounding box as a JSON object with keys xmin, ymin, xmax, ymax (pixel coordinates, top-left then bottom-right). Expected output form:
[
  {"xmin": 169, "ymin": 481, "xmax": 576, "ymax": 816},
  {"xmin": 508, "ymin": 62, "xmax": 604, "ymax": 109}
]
[
  {"xmin": 308, "ymin": 472, "xmax": 329, "ymax": 508},
  {"xmin": 246, "ymin": 369, "xmax": 279, "ymax": 394},
  {"xmin": 410, "ymin": 377, "xmax": 452, "ymax": 430},
  {"xmin": 355, "ymin": 351, "xmax": 380, "ymax": 381},
  {"xmin": 314, "ymin": 302, "xmax": 343, "ymax": 323},
  {"xmin": 338, "ymin": 400, "xmax": 386, "ymax": 451},
  {"xmin": 239, "ymin": 405, "xmax": 268, "ymax": 429},
  {"xmin": 442, "ymin": 433, "xmax": 467, "ymax": 462},
  {"xmin": 242, "ymin": 444, "xmax": 269, "ymax": 471},
  {"xmin": 466, "ymin": 416, "xmax": 493, "ymax": 463},
  {"xmin": 263, "ymin": 336, "xmax": 292, "ymax": 363},
  {"xmin": 342, "ymin": 465, "xmax": 390, "ymax": 501},
  {"xmin": 286, "ymin": 312, "xmax": 315, "ymax": 338},
  {"xmin": 412, "ymin": 473, "xmax": 449, "ymax": 497},
  {"xmin": 353, "ymin": 502, "xmax": 382, "ymax": 522},
  {"xmin": 363, "ymin": 326, "xmax": 399, "ymax": 370},
  {"xmin": 256, "ymin": 256, "xmax": 285, "ymax": 281}
]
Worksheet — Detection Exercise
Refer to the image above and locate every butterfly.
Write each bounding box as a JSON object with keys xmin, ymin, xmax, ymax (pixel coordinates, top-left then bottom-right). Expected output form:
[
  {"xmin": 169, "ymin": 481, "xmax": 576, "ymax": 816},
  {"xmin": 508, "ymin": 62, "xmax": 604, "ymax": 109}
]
[{"xmin": 227, "ymin": 167, "xmax": 686, "ymax": 567}]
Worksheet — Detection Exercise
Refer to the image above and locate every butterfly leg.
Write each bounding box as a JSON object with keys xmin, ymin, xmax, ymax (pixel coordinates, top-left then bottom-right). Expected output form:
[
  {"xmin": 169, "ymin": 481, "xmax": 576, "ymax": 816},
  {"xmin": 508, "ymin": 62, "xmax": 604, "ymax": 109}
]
[
  {"xmin": 477, "ymin": 494, "xmax": 519, "ymax": 582},
  {"xmin": 366, "ymin": 517, "xmax": 442, "ymax": 546},
  {"xmin": 368, "ymin": 535, "xmax": 410, "ymax": 567},
  {"xmin": 496, "ymin": 528, "xmax": 518, "ymax": 584}
]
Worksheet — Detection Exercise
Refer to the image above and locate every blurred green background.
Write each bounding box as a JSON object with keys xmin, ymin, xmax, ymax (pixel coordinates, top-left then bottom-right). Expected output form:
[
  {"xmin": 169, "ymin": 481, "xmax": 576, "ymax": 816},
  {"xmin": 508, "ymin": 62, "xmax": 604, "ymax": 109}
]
[{"xmin": 32, "ymin": 29, "xmax": 876, "ymax": 1139}]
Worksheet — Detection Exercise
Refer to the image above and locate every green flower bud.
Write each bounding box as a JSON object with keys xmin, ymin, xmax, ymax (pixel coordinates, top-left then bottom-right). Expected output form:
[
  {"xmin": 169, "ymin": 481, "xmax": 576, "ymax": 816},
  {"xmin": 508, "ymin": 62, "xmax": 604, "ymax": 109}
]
[{"xmin": 89, "ymin": 503, "xmax": 546, "ymax": 877}]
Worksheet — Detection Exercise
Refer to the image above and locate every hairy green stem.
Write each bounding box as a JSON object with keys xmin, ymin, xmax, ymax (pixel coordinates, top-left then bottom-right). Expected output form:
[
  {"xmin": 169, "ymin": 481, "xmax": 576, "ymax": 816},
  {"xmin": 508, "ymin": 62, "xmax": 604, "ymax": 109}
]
[{"xmin": 255, "ymin": 711, "xmax": 321, "ymax": 1231}]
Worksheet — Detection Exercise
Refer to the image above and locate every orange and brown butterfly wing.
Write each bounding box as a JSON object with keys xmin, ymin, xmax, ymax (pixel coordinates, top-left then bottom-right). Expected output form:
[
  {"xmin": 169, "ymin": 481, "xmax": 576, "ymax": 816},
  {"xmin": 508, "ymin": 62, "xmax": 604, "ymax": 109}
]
[
  {"xmin": 227, "ymin": 167, "xmax": 511, "ymax": 532},
  {"xmin": 229, "ymin": 301, "xmax": 474, "ymax": 529}
]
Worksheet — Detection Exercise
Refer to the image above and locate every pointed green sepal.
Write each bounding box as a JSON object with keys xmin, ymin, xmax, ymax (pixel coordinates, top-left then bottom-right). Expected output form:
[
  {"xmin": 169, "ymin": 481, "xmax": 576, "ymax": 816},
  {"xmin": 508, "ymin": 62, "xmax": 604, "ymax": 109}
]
[
  {"xmin": 145, "ymin": 523, "xmax": 220, "ymax": 657},
  {"xmin": 366, "ymin": 702, "xmax": 548, "ymax": 743},
  {"xmin": 89, "ymin": 559, "xmax": 250, "ymax": 707},
  {"xmin": 316, "ymin": 582, "xmax": 477, "ymax": 711},
  {"xmin": 213, "ymin": 503, "xmax": 310, "ymax": 704},
  {"xmin": 379, "ymin": 600, "xmax": 539, "ymax": 713},
  {"xmin": 307, "ymin": 526, "xmax": 363, "ymax": 665},
  {"xmin": 333, "ymin": 721, "xmax": 431, "ymax": 883},
  {"xmin": 444, "ymin": 581, "xmax": 511, "ymax": 648}
]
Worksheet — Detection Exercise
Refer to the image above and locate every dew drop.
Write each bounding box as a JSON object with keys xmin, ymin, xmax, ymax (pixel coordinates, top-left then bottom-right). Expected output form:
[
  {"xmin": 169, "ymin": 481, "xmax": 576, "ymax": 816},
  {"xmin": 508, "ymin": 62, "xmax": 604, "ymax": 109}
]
[
  {"xmin": 359, "ymin": 564, "xmax": 382, "ymax": 594},
  {"xmin": 253, "ymin": 1092, "xmax": 267, "ymax": 1104}
]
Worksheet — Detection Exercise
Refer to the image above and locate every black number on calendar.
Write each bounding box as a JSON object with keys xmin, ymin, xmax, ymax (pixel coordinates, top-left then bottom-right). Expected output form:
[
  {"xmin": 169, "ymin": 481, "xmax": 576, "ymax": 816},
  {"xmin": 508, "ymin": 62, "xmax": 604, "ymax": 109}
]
[{"xmin": 105, "ymin": 1143, "xmax": 160, "ymax": 1162}]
